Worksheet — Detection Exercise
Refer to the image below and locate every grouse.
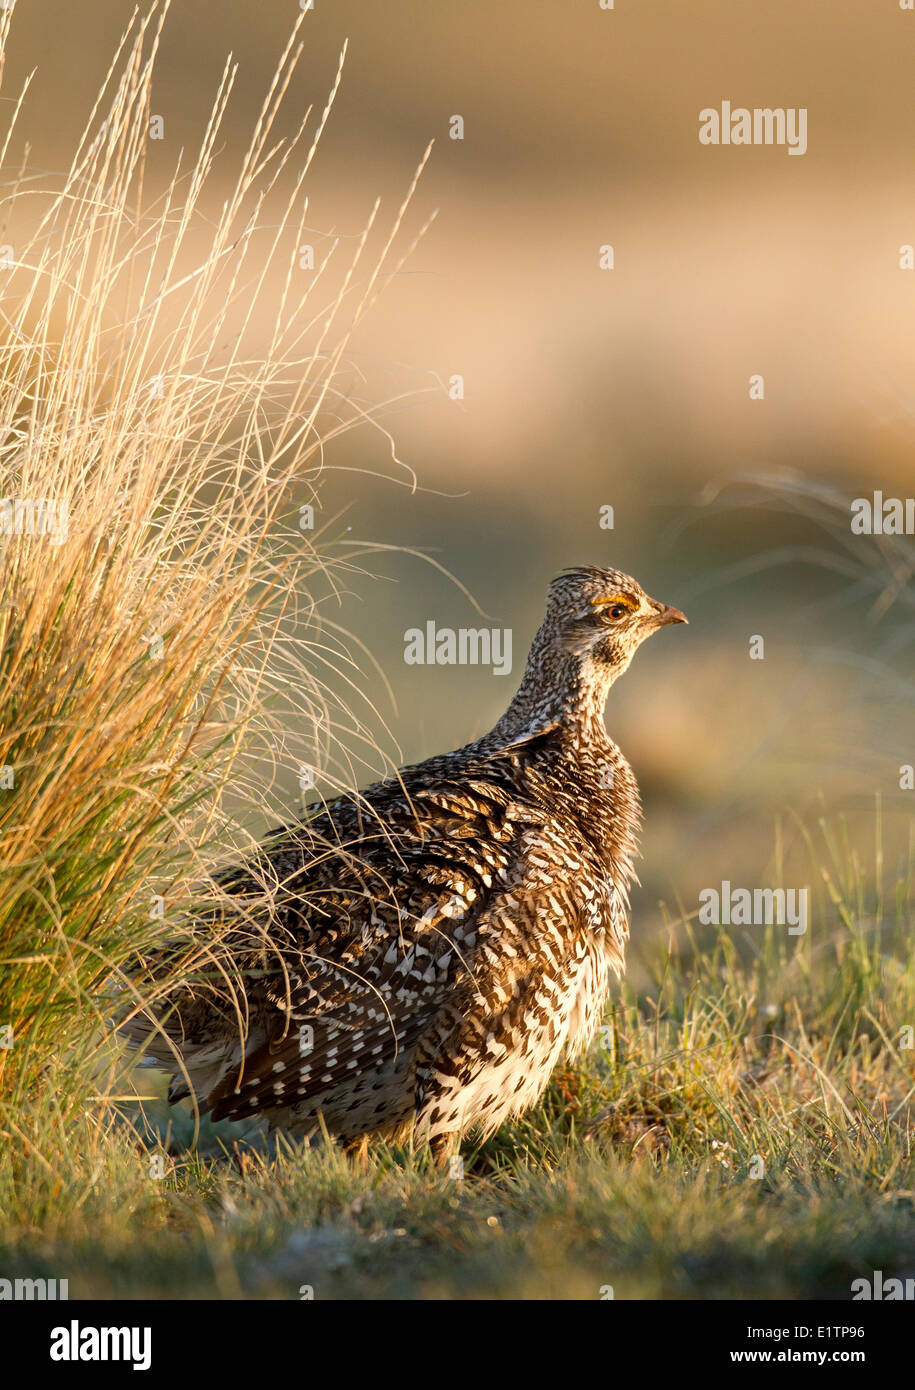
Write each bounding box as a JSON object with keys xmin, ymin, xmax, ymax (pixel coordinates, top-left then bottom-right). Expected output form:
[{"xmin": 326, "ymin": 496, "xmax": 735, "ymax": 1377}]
[{"xmin": 125, "ymin": 566, "xmax": 686, "ymax": 1152}]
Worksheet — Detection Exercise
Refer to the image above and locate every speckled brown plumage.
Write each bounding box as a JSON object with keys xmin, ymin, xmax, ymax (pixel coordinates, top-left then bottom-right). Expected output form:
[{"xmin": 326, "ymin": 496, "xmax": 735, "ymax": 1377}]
[{"xmin": 125, "ymin": 566, "xmax": 686, "ymax": 1149}]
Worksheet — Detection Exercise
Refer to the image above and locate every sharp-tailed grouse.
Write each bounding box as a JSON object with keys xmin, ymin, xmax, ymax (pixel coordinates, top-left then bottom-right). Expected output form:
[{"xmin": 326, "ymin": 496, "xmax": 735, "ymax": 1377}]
[{"xmin": 126, "ymin": 566, "xmax": 686, "ymax": 1152}]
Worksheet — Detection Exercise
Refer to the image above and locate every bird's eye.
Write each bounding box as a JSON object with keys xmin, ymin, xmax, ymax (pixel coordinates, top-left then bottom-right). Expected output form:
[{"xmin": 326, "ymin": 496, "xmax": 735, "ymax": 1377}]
[{"xmin": 609, "ymin": 604, "xmax": 627, "ymax": 619}]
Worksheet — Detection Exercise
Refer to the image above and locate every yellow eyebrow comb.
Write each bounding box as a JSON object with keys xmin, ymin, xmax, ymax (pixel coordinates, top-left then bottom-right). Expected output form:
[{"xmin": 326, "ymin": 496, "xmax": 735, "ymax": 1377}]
[{"xmin": 590, "ymin": 593, "xmax": 636, "ymax": 610}]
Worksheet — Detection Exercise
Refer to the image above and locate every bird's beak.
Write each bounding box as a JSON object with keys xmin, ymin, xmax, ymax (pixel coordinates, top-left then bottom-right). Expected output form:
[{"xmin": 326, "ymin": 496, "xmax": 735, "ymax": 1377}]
[{"xmin": 653, "ymin": 603, "xmax": 688, "ymax": 627}]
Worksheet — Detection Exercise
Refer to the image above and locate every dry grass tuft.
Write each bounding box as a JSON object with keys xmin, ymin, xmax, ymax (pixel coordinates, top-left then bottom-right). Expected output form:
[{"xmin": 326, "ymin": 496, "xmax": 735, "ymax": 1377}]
[{"xmin": 0, "ymin": 1, "xmax": 429, "ymax": 1159}]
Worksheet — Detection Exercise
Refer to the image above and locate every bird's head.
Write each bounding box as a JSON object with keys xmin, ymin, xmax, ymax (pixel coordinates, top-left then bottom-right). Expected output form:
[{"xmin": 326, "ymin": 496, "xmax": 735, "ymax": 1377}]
[
  {"xmin": 545, "ymin": 565, "xmax": 687, "ymax": 679},
  {"xmin": 495, "ymin": 566, "xmax": 687, "ymax": 742}
]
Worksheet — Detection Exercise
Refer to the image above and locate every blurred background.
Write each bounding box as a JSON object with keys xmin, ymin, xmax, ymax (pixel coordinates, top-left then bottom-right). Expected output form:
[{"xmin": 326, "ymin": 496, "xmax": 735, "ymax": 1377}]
[{"xmin": 8, "ymin": 0, "xmax": 913, "ymax": 951}]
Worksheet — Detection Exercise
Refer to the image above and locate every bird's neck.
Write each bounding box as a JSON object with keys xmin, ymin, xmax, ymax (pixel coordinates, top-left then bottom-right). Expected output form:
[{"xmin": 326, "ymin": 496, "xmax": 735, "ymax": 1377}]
[
  {"xmin": 487, "ymin": 682, "xmax": 608, "ymax": 750},
  {"xmin": 485, "ymin": 637, "xmax": 620, "ymax": 754},
  {"xmin": 479, "ymin": 650, "xmax": 641, "ymax": 892}
]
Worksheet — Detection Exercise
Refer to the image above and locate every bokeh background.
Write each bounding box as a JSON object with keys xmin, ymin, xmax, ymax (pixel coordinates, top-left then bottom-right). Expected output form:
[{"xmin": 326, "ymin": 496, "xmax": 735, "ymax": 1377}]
[{"xmin": 8, "ymin": 0, "xmax": 914, "ymax": 953}]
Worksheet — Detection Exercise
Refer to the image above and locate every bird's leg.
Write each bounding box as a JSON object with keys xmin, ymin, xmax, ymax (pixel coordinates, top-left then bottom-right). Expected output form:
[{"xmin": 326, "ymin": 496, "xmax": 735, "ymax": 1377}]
[
  {"xmin": 429, "ymin": 1131, "xmax": 462, "ymax": 1173},
  {"xmin": 345, "ymin": 1132, "xmax": 371, "ymax": 1171}
]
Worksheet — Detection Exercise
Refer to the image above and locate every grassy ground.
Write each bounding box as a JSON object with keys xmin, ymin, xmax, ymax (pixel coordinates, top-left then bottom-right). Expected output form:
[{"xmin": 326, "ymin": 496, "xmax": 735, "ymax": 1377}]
[{"xmin": 4, "ymin": 818, "xmax": 913, "ymax": 1301}]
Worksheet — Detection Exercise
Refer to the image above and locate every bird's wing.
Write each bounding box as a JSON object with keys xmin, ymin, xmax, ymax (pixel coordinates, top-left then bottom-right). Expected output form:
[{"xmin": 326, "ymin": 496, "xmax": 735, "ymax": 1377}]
[
  {"xmin": 205, "ymin": 772, "xmax": 622, "ymax": 1126},
  {"xmin": 202, "ymin": 768, "xmax": 538, "ymax": 1119}
]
